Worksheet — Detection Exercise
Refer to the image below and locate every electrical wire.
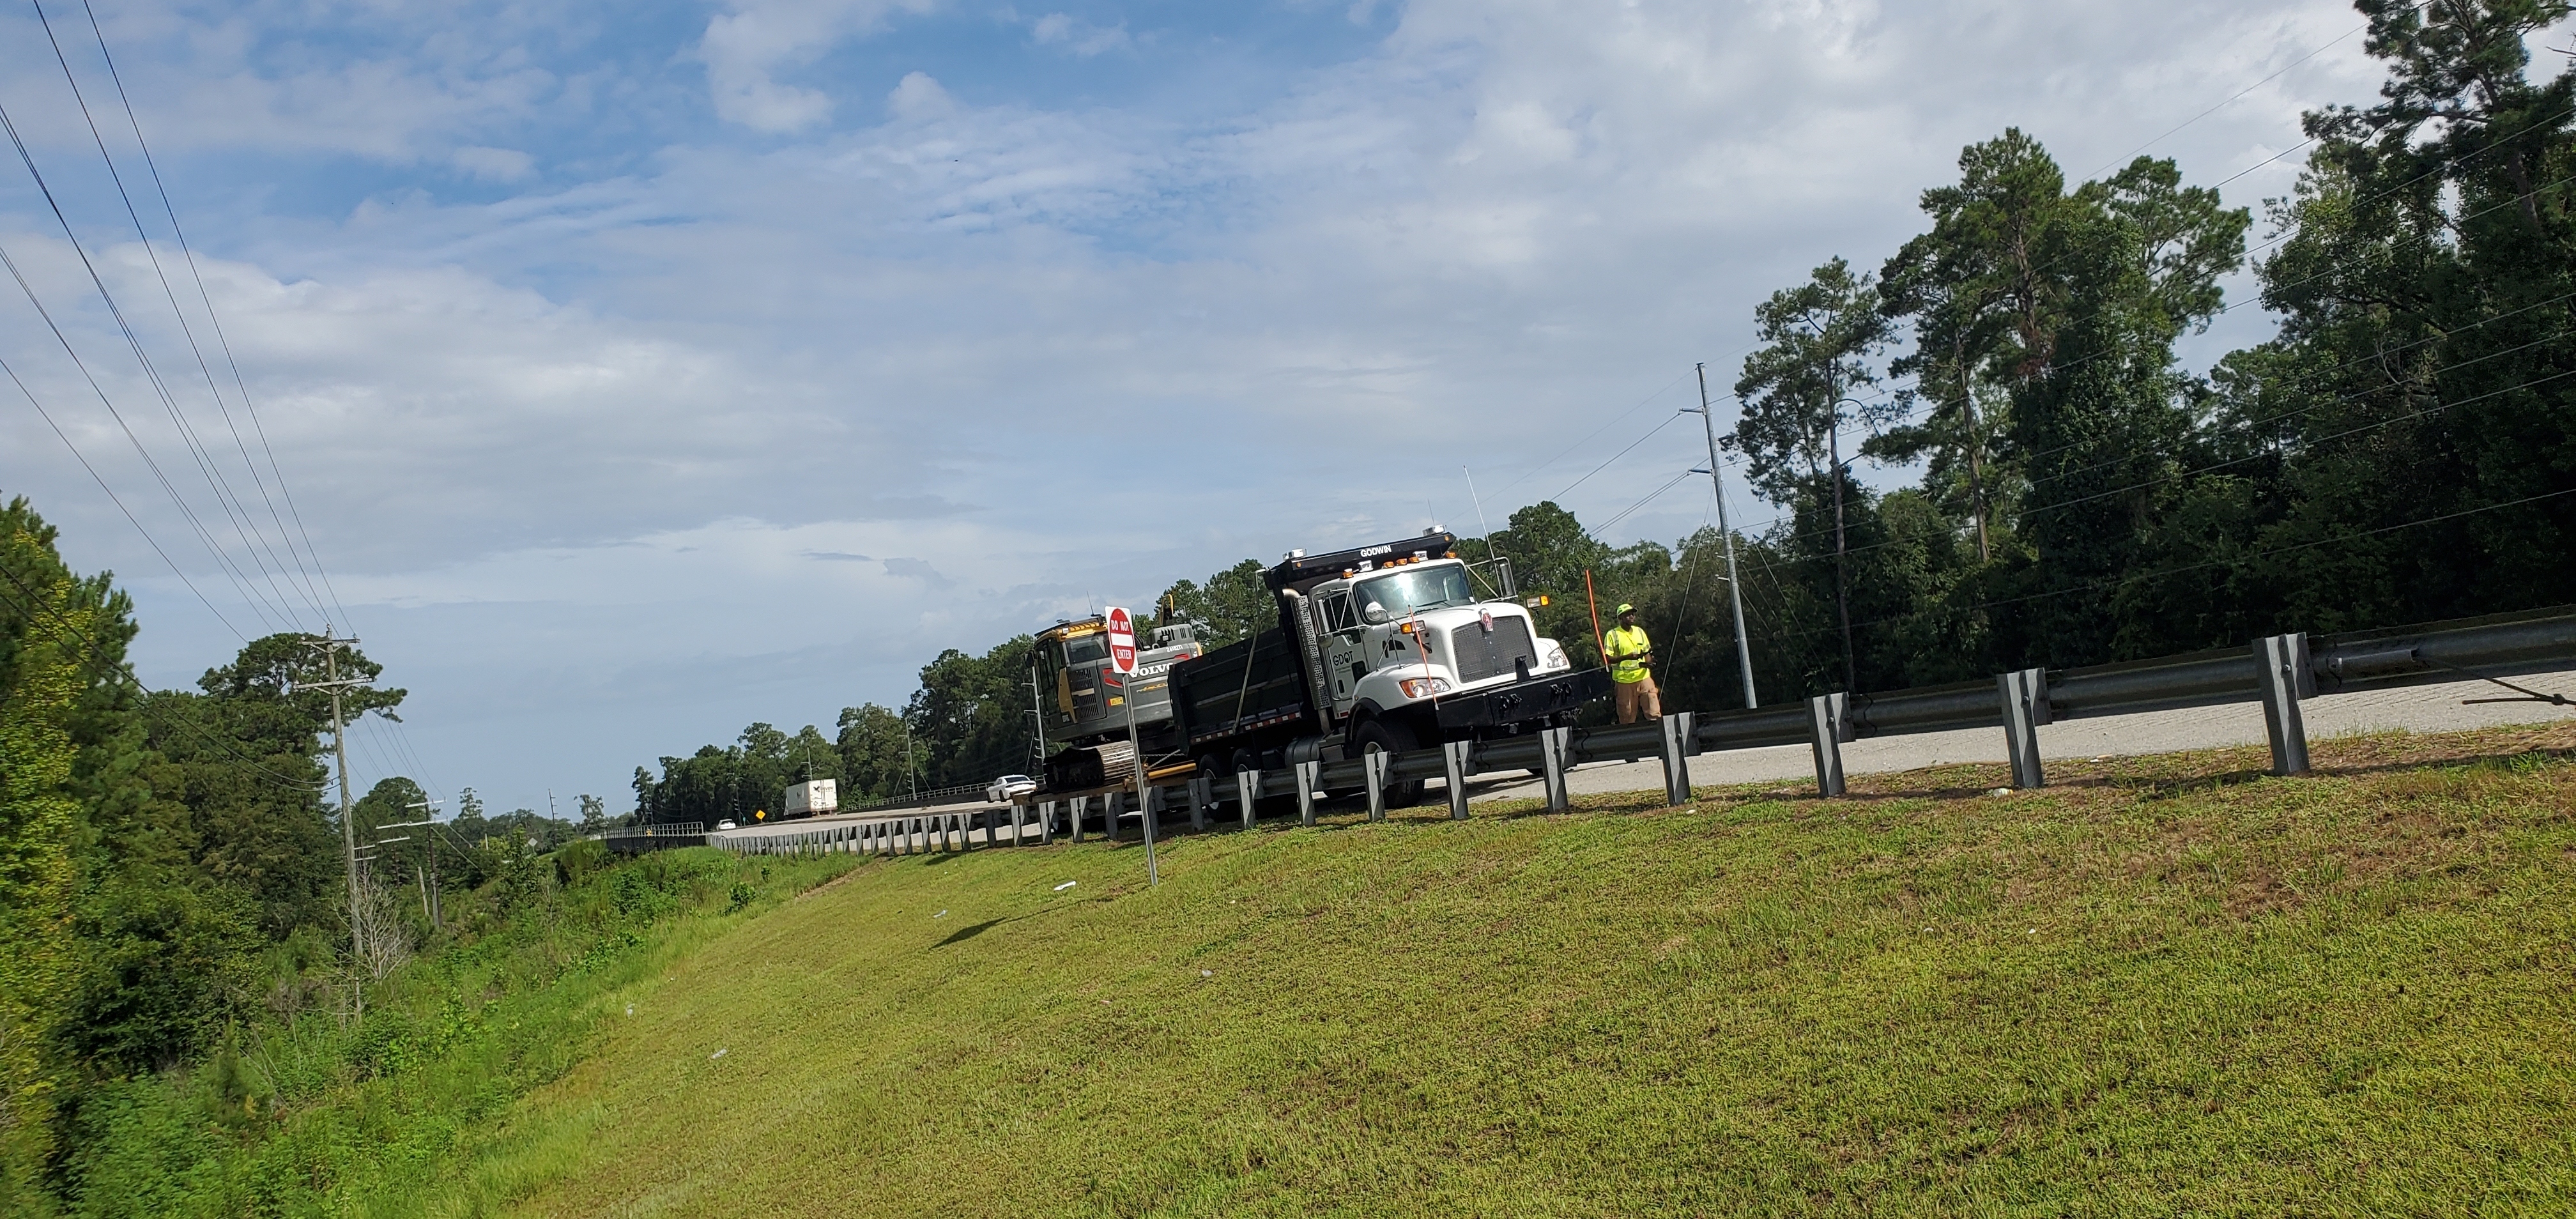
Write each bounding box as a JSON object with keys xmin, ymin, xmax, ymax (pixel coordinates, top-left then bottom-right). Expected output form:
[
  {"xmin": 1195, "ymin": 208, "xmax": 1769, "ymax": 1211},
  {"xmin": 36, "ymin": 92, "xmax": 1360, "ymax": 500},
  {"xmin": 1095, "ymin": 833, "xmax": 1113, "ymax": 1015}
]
[
  {"xmin": 0, "ymin": 561, "xmax": 323, "ymax": 791},
  {"xmin": 4, "ymin": 349, "xmax": 244, "ymax": 638},
  {"xmin": 31, "ymin": 0, "xmax": 330, "ymax": 624},
  {"xmin": 70, "ymin": 0, "xmax": 352, "ymax": 632},
  {"xmin": 1761, "ymin": 483, "xmax": 2576, "ymax": 653},
  {"xmin": 0, "ymin": 102, "xmax": 296, "ymax": 631}
]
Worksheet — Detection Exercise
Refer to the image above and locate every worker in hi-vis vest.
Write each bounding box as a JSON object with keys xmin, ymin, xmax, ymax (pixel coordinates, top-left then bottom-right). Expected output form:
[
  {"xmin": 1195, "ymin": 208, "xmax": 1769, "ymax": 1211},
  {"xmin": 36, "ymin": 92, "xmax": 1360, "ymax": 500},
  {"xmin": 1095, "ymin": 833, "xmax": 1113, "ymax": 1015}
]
[{"xmin": 1603, "ymin": 602, "xmax": 1660, "ymax": 724}]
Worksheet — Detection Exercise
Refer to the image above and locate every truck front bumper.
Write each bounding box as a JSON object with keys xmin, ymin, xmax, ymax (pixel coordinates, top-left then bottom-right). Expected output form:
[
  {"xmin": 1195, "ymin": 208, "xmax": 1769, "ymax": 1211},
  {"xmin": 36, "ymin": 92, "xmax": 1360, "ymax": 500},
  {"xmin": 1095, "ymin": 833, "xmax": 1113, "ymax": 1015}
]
[{"xmin": 1434, "ymin": 667, "xmax": 1613, "ymax": 732}]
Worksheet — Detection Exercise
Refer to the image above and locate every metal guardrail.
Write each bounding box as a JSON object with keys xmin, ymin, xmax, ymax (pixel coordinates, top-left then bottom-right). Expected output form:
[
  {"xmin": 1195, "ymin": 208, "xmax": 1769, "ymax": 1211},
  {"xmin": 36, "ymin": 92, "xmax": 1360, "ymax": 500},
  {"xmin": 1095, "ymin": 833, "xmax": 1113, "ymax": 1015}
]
[
  {"xmin": 843, "ymin": 782, "xmax": 990, "ymax": 815},
  {"xmin": 705, "ymin": 606, "xmax": 2576, "ymax": 860}
]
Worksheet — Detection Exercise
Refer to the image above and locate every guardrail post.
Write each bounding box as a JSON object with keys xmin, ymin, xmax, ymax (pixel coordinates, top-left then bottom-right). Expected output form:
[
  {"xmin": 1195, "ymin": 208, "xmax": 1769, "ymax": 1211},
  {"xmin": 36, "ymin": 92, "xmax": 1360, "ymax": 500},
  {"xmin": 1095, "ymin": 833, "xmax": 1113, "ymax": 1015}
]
[
  {"xmin": 1070, "ymin": 796, "xmax": 1088, "ymax": 843},
  {"xmin": 983, "ymin": 811, "xmax": 998, "ymax": 848},
  {"xmin": 1539, "ymin": 726, "xmax": 1572, "ymax": 812},
  {"xmin": 1296, "ymin": 759, "xmax": 1321, "ymax": 827},
  {"xmin": 1188, "ymin": 777, "xmax": 1209, "ymax": 831},
  {"xmin": 1105, "ymin": 790, "xmax": 1126, "ymax": 842},
  {"xmin": 1009, "ymin": 803, "xmax": 1024, "ymax": 846},
  {"xmin": 2255, "ymin": 632, "xmax": 2314, "ymax": 776},
  {"xmin": 1144, "ymin": 785, "xmax": 1167, "ymax": 838},
  {"xmin": 1998, "ymin": 667, "xmax": 2050, "ymax": 789},
  {"xmin": 1364, "ymin": 749, "xmax": 1390, "ymax": 822},
  {"xmin": 1443, "ymin": 739, "xmax": 1473, "ymax": 820},
  {"xmin": 1040, "ymin": 801, "xmax": 1056, "ymax": 846},
  {"xmin": 1236, "ymin": 769, "xmax": 1261, "ymax": 829},
  {"xmin": 1659, "ymin": 712, "xmax": 1696, "ymax": 806},
  {"xmin": 1807, "ymin": 694, "xmax": 1849, "ymax": 797}
]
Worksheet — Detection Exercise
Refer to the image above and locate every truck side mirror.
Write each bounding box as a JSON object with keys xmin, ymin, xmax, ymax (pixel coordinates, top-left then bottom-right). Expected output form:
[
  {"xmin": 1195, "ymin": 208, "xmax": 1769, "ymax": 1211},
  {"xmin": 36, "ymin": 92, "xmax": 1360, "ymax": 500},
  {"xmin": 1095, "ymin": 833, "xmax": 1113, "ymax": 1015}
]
[{"xmin": 1362, "ymin": 602, "xmax": 1390, "ymax": 625}]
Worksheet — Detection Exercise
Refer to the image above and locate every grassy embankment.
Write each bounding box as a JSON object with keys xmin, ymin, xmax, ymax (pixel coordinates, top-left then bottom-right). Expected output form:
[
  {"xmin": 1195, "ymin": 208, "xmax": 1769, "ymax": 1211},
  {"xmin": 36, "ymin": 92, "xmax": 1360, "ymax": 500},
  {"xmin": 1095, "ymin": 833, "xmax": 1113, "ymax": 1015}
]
[
  {"xmin": 60, "ymin": 848, "xmax": 860, "ymax": 1218},
  {"xmin": 458, "ymin": 728, "xmax": 2570, "ymax": 1213}
]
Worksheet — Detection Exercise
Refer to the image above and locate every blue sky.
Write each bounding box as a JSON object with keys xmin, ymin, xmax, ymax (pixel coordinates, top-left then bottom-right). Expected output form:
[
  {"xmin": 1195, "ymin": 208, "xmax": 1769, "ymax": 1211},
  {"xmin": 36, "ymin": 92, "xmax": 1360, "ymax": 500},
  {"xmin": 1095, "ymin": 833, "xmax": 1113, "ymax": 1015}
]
[{"xmin": 8, "ymin": 0, "xmax": 2550, "ymax": 817}]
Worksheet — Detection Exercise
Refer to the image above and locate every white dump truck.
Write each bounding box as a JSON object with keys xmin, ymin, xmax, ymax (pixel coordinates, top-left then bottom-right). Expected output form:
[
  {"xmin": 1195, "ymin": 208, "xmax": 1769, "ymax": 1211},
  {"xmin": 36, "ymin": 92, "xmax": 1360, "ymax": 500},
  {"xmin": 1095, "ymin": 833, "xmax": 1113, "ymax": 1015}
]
[{"xmin": 1165, "ymin": 529, "xmax": 1609, "ymax": 804}]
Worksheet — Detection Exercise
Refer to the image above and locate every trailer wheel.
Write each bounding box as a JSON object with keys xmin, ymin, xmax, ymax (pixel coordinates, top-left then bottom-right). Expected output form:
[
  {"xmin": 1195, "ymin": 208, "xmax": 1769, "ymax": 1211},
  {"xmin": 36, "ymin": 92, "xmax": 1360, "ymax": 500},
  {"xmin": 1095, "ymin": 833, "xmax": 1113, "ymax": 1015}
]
[{"xmin": 1353, "ymin": 719, "xmax": 1425, "ymax": 808}]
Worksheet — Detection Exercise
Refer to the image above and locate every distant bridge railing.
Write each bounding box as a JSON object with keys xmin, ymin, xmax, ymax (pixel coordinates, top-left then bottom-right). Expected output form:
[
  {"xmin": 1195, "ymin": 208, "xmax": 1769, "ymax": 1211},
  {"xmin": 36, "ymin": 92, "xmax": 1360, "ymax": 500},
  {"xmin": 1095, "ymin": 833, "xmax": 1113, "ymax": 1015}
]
[{"xmin": 596, "ymin": 822, "xmax": 707, "ymax": 852}]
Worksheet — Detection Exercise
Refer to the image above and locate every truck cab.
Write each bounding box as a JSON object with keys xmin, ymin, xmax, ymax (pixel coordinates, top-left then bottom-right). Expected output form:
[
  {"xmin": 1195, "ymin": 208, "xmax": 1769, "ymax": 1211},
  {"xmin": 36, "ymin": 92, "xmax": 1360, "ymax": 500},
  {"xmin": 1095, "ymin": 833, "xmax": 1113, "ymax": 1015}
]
[
  {"xmin": 1167, "ymin": 530, "xmax": 1609, "ymax": 793},
  {"xmin": 1303, "ymin": 555, "xmax": 1574, "ymax": 731}
]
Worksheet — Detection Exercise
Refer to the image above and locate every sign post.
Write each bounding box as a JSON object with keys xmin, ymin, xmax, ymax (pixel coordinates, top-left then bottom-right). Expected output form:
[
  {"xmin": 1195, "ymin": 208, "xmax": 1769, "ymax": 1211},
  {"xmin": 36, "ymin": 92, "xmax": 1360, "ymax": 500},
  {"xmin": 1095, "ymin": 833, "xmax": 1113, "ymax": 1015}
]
[{"xmin": 1107, "ymin": 607, "xmax": 1155, "ymax": 886}]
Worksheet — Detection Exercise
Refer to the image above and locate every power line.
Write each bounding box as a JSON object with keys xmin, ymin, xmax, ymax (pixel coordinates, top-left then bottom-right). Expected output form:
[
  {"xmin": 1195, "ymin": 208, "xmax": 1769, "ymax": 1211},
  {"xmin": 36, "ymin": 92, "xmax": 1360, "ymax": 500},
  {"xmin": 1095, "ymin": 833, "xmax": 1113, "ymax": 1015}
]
[
  {"xmin": 33, "ymin": 0, "xmax": 332, "ymax": 626},
  {"xmin": 3, "ymin": 349, "xmax": 244, "ymax": 638},
  {"xmin": 1486, "ymin": 368, "xmax": 1698, "ymax": 500},
  {"xmin": 0, "ymin": 102, "xmax": 296, "ymax": 631},
  {"xmin": 1777, "ymin": 482, "xmax": 2576, "ymax": 652},
  {"xmin": 2075, "ymin": 3, "xmax": 2411, "ymax": 182},
  {"xmin": 0, "ymin": 560, "xmax": 322, "ymax": 791},
  {"xmin": 0, "ymin": 71, "xmax": 309, "ymax": 631},
  {"xmin": 68, "ymin": 0, "xmax": 352, "ymax": 632}
]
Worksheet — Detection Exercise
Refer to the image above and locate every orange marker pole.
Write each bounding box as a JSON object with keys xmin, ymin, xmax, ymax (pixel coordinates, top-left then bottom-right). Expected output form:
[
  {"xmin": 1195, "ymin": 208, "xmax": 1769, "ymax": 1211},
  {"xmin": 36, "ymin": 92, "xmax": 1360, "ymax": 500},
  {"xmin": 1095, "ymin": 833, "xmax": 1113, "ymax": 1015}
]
[{"xmin": 1584, "ymin": 569, "xmax": 1605, "ymax": 668}]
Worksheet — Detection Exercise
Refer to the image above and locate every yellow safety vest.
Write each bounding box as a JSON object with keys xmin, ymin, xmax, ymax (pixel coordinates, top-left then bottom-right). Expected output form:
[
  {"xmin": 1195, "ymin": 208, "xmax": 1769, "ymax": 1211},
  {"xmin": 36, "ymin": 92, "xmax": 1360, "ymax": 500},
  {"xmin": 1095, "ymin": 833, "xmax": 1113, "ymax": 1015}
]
[{"xmin": 1604, "ymin": 624, "xmax": 1652, "ymax": 683}]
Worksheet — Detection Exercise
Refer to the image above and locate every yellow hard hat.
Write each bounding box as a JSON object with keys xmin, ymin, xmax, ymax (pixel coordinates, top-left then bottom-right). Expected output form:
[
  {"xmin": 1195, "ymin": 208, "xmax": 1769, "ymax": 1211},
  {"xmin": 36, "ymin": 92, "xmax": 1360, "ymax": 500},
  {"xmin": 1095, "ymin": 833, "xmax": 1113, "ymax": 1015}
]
[{"xmin": 1615, "ymin": 602, "xmax": 1635, "ymax": 615}]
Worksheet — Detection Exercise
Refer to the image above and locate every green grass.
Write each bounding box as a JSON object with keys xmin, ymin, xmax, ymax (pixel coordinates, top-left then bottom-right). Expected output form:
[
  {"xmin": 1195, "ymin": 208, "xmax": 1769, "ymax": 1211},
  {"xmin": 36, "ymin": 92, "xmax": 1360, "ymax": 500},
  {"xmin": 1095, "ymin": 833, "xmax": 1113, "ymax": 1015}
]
[
  {"xmin": 418, "ymin": 728, "xmax": 2576, "ymax": 1215},
  {"xmin": 61, "ymin": 848, "xmax": 860, "ymax": 1218}
]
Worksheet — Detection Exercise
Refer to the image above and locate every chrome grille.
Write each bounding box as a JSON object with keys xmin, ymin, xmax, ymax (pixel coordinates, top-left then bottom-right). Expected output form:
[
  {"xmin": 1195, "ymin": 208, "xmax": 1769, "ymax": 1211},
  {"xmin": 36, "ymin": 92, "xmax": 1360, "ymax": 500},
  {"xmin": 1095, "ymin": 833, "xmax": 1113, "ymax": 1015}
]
[{"xmin": 1448, "ymin": 616, "xmax": 1537, "ymax": 684}]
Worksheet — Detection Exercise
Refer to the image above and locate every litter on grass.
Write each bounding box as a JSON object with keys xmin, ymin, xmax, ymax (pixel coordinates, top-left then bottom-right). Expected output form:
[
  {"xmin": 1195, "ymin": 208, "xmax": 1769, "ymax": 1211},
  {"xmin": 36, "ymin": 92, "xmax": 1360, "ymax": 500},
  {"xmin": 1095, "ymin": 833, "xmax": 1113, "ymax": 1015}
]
[
  {"xmin": 709, "ymin": 1048, "xmax": 728, "ymax": 1061},
  {"xmin": 1200, "ymin": 970, "xmax": 1213, "ymax": 977},
  {"xmin": 1054, "ymin": 881, "xmax": 1078, "ymax": 892},
  {"xmin": 935, "ymin": 910, "xmax": 947, "ymax": 919}
]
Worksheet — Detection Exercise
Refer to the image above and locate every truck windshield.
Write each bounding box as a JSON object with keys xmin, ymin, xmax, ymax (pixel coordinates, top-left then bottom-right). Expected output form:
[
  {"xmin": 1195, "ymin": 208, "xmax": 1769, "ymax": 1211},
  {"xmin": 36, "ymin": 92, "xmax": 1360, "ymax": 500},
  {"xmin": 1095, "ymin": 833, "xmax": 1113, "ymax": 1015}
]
[
  {"xmin": 1064, "ymin": 634, "xmax": 1107, "ymax": 664},
  {"xmin": 1355, "ymin": 565, "xmax": 1473, "ymax": 618}
]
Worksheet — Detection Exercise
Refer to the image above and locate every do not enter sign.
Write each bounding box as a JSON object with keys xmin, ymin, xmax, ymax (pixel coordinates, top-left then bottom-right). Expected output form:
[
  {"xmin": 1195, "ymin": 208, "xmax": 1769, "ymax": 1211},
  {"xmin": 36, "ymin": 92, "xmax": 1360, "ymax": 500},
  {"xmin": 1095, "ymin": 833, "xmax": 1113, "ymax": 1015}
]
[{"xmin": 1105, "ymin": 606, "xmax": 1137, "ymax": 674}]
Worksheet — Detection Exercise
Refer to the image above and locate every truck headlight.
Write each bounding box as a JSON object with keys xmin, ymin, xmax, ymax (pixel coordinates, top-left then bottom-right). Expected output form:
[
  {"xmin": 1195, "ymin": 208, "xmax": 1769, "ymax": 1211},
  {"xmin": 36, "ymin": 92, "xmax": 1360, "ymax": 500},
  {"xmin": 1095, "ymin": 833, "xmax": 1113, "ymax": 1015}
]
[
  {"xmin": 1398, "ymin": 676, "xmax": 1454, "ymax": 698},
  {"xmin": 1540, "ymin": 641, "xmax": 1568, "ymax": 671}
]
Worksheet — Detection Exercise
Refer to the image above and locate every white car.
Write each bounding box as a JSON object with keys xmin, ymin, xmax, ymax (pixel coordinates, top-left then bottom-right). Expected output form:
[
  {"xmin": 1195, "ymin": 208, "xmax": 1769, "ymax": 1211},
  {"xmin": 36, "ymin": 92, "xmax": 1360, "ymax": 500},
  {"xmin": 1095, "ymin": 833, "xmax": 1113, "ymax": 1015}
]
[
  {"xmin": 986, "ymin": 774, "xmax": 1039, "ymax": 803},
  {"xmin": 715, "ymin": 819, "xmax": 738, "ymax": 831}
]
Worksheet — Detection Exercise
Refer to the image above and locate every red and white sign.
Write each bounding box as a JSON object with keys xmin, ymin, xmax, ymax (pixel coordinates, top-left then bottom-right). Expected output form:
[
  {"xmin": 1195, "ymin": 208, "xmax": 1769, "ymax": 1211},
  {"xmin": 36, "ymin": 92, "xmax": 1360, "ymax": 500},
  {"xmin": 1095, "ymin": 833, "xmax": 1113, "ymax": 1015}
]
[{"xmin": 1105, "ymin": 606, "xmax": 1138, "ymax": 674}]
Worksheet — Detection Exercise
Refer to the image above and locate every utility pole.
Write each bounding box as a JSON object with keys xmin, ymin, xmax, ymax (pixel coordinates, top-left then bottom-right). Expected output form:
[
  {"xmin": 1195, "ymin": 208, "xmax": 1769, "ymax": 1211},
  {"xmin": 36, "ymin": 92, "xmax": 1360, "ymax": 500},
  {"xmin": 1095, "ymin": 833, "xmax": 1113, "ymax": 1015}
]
[
  {"xmin": 902, "ymin": 721, "xmax": 919, "ymax": 803},
  {"xmin": 1954, "ymin": 339, "xmax": 1991, "ymax": 562},
  {"xmin": 402, "ymin": 799, "xmax": 441, "ymax": 925},
  {"xmin": 303, "ymin": 632, "xmax": 372, "ymax": 1000},
  {"xmin": 1694, "ymin": 364, "xmax": 1759, "ymax": 709},
  {"xmin": 1827, "ymin": 369, "xmax": 1859, "ymax": 696}
]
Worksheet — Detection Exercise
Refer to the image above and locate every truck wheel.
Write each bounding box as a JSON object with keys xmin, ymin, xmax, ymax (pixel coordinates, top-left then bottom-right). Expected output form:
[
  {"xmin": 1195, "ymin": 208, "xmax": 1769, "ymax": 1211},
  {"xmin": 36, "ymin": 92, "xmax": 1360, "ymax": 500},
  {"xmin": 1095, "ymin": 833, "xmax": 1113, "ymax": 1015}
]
[{"xmin": 1353, "ymin": 720, "xmax": 1425, "ymax": 808}]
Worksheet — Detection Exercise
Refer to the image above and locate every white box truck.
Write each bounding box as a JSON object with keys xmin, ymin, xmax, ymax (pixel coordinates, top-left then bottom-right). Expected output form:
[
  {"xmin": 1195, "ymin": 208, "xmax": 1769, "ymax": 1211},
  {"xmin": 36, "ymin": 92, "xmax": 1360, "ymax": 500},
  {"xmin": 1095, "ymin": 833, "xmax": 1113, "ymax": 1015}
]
[{"xmin": 783, "ymin": 778, "xmax": 838, "ymax": 818}]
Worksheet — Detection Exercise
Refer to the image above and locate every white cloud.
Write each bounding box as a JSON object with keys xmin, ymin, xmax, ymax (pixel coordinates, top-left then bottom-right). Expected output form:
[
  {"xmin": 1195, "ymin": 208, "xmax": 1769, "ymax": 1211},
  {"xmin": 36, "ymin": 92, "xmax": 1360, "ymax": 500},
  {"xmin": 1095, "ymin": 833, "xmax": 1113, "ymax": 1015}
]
[
  {"xmin": 697, "ymin": 0, "xmax": 942, "ymax": 130},
  {"xmin": 1030, "ymin": 13, "xmax": 1130, "ymax": 57},
  {"xmin": 4, "ymin": 0, "xmax": 2442, "ymax": 809},
  {"xmin": 451, "ymin": 146, "xmax": 536, "ymax": 181}
]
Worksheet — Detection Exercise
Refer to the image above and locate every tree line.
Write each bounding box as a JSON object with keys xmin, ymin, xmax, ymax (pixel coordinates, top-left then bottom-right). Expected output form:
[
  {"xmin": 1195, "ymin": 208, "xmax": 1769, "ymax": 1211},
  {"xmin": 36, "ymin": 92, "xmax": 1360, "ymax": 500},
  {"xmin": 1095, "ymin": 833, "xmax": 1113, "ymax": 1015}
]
[
  {"xmin": 0, "ymin": 495, "xmax": 590, "ymax": 1209},
  {"xmin": 634, "ymin": 2, "xmax": 2573, "ymax": 818}
]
